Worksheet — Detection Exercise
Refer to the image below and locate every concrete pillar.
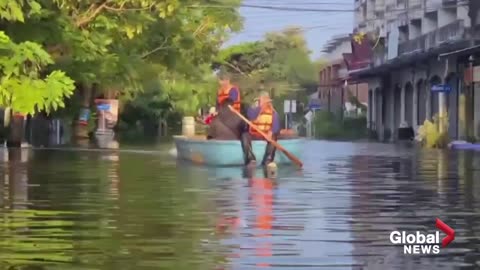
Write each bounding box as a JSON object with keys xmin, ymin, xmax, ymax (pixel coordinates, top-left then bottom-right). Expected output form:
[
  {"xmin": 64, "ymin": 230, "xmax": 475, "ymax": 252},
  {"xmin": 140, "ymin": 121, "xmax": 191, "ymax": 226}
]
[
  {"xmin": 413, "ymin": 86, "xmax": 418, "ymax": 129},
  {"xmin": 367, "ymin": 89, "xmax": 373, "ymax": 130},
  {"xmin": 439, "ymin": 93, "xmax": 447, "ymax": 133},
  {"xmin": 474, "ymin": 84, "xmax": 480, "ymax": 138},
  {"xmin": 458, "ymin": 77, "xmax": 466, "ymax": 140},
  {"xmin": 389, "ymin": 86, "xmax": 396, "ymax": 141},
  {"xmin": 372, "ymin": 89, "xmax": 376, "ymax": 124},
  {"xmin": 439, "ymin": 60, "xmax": 449, "ymax": 134},
  {"xmin": 401, "ymin": 86, "xmax": 406, "ymax": 124},
  {"xmin": 378, "ymin": 89, "xmax": 384, "ymax": 141},
  {"xmin": 426, "ymin": 80, "xmax": 432, "ymax": 120}
]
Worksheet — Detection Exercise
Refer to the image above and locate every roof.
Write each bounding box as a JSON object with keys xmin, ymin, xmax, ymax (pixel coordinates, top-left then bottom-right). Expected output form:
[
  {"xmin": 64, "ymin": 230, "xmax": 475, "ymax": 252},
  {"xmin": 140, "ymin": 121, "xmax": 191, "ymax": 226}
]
[
  {"xmin": 438, "ymin": 44, "xmax": 480, "ymax": 59},
  {"xmin": 349, "ymin": 40, "xmax": 469, "ymax": 79},
  {"xmin": 321, "ymin": 34, "xmax": 351, "ymax": 53},
  {"xmin": 318, "ymin": 59, "xmax": 345, "ymax": 72}
]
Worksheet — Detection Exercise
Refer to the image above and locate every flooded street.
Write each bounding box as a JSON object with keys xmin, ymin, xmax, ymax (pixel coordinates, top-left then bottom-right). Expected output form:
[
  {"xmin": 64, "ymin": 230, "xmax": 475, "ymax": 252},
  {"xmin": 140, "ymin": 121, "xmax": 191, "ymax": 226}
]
[{"xmin": 1, "ymin": 140, "xmax": 480, "ymax": 269}]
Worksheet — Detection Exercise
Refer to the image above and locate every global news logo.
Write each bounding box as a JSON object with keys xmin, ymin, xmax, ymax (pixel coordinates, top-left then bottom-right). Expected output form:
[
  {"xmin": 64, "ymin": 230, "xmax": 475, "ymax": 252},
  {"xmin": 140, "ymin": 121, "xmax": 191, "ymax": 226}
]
[{"xmin": 389, "ymin": 218, "xmax": 455, "ymax": 255}]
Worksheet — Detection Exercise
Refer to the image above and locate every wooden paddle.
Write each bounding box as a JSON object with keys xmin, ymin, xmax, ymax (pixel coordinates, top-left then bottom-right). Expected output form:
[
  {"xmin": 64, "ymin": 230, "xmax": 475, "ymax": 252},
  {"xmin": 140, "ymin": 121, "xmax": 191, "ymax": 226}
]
[{"xmin": 228, "ymin": 105, "xmax": 303, "ymax": 168}]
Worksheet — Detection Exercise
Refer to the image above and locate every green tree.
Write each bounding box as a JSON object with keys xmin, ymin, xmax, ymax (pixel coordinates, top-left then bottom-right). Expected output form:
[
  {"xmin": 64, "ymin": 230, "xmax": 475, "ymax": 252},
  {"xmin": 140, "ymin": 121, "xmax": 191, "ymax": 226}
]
[
  {"xmin": 214, "ymin": 26, "xmax": 318, "ymax": 117},
  {"xmin": 0, "ymin": 1, "xmax": 75, "ymax": 114},
  {"xmin": 2, "ymin": 0, "xmax": 243, "ymax": 138}
]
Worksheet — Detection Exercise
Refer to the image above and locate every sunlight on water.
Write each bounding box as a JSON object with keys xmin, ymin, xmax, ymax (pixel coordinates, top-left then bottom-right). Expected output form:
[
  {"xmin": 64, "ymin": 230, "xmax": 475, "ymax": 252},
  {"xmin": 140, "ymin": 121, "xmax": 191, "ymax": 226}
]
[{"xmin": 0, "ymin": 141, "xmax": 480, "ymax": 269}]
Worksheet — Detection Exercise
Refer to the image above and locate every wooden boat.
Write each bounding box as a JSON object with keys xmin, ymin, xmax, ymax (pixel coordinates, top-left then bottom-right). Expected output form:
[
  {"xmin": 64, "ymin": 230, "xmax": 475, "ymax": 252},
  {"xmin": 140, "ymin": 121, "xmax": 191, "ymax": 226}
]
[{"xmin": 173, "ymin": 135, "xmax": 304, "ymax": 166}]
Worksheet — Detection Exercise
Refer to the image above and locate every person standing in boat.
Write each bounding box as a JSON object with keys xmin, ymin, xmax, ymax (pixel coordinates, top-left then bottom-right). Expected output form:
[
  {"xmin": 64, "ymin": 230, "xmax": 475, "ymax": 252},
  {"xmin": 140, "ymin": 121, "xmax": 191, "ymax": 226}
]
[
  {"xmin": 241, "ymin": 91, "xmax": 280, "ymax": 166},
  {"xmin": 207, "ymin": 99, "xmax": 244, "ymax": 140},
  {"xmin": 216, "ymin": 72, "xmax": 241, "ymax": 113}
]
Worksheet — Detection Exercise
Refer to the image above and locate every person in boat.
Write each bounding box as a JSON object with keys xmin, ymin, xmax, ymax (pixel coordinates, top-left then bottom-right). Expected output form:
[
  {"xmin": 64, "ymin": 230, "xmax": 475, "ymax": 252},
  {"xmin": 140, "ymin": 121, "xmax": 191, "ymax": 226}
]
[
  {"xmin": 216, "ymin": 72, "xmax": 241, "ymax": 113},
  {"xmin": 207, "ymin": 99, "xmax": 244, "ymax": 140},
  {"xmin": 204, "ymin": 107, "xmax": 216, "ymax": 125},
  {"xmin": 196, "ymin": 106, "xmax": 216, "ymax": 125},
  {"xmin": 241, "ymin": 91, "xmax": 280, "ymax": 166}
]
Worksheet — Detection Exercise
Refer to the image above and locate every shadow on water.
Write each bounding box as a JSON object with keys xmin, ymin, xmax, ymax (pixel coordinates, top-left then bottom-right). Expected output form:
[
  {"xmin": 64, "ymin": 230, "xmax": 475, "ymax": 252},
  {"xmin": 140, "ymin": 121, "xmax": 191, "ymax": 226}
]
[{"xmin": 1, "ymin": 141, "xmax": 480, "ymax": 269}]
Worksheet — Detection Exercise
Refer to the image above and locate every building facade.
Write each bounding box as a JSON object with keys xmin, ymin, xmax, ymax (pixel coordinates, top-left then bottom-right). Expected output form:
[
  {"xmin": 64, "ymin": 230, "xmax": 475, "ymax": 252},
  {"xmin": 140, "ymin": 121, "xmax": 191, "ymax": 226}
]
[
  {"xmin": 318, "ymin": 34, "xmax": 369, "ymax": 116},
  {"xmin": 350, "ymin": 0, "xmax": 480, "ymax": 141}
]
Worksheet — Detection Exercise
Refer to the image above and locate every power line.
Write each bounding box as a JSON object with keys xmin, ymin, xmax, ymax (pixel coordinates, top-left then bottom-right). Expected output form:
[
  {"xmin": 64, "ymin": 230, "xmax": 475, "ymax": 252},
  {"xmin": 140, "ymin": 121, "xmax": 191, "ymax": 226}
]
[
  {"xmin": 231, "ymin": 20, "xmax": 349, "ymax": 32},
  {"xmin": 238, "ymin": 4, "xmax": 354, "ymax": 12},
  {"xmin": 193, "ymin": 0, "xmax": 468, "ymax": 14},
  {"xmin": 195, "ymin": 1, "xmax": 355, "ymax": 12}
]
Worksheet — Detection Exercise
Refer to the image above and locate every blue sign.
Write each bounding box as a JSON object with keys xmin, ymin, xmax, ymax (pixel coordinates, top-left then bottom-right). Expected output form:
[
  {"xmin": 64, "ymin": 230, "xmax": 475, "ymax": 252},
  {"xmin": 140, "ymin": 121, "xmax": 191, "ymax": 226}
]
[
  {"xmin": 79, "ymin": 108, "xmax": 90, "ymax": 122},
  {"xmin": 431, "ymin": 84, "xmax": 452, "ymax": 93},
  {"xmin": 97, "ymin": 104, "xmax": 110, "ymax": 111},
  {"xmin": 309, "ymin": 104, "xmax": 322, "ymax": 110}
]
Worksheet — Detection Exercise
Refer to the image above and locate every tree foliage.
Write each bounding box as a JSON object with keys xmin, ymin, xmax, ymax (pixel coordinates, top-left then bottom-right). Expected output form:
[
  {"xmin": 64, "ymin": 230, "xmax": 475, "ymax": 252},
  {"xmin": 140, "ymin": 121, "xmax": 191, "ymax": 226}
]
[
  {"xmin": 214, "ymin": 27, "xmax": 318, "ymax": 104},
  {"xmin": 1, "ymin": 0, "xmax": 243, "ymax": 118},
  {"xmin": 0, "ymin": 1, "xmax": 75, "ymax": 114}
]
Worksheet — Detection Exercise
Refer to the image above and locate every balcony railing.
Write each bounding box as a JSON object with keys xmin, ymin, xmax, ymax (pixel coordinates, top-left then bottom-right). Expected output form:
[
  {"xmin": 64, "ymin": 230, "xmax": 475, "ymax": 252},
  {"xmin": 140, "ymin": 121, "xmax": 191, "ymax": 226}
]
[
  {"xmin": 442, "ymin": 0, "xmax": 457, "ymax": 6},
  {"xmin": 398, "ymin": 20, "xmax": 464, "ymax": 55},
  {"xmin": 386, "ymin": 3, "xmax": 395, "ymax": 12},
  {"xmin": 375, "ymin": 1, "xmax": 385, "ymax": 12},
  {"xmin": 408, "ymin": 4, "xmax": 423, "ymax": 19},
  {"xmin": 425, "ymin": 0, "xmax": 442, "ymax": 12}
]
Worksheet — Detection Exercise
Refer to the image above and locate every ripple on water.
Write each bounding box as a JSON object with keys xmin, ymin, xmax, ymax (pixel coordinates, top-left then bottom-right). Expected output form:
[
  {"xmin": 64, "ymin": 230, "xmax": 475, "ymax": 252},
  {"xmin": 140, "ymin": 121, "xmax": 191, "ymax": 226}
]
[{"xmin": 1, "ymin": 142, "xmax": 480, "ymax": 269}]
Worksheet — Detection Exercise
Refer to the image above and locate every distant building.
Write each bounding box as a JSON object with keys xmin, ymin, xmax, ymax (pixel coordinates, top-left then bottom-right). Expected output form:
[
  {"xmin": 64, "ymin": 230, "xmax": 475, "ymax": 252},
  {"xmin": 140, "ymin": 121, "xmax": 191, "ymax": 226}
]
[
  {"xmin": 318, "ymin": 34, "xmax": 369, "ymax": 117},
  {"xmin": 349, "ymin": 0, "xmax": 480, "ymax": 142}
]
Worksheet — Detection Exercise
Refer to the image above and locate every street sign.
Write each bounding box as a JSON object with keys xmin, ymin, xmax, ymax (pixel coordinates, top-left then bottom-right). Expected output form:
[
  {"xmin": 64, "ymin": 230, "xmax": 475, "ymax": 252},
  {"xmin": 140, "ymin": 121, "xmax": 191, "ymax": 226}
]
[
  {"xmin": 284, "ymin": 100, "xmax": 290, "ymax": 113},
  {"xmin": 304, "ymin": 111, "xmax": 313, "ymax": 122},
  {"xmin": 431, "ymin": 84, "xmax": 452, "ymax": 93},
  {"xmin": 97, "ymin": 104, "xmax": 111, "ymax": 111},
  {"xmin": 283, "ymin": 100, "xmax": 297, "ymax": 113}
]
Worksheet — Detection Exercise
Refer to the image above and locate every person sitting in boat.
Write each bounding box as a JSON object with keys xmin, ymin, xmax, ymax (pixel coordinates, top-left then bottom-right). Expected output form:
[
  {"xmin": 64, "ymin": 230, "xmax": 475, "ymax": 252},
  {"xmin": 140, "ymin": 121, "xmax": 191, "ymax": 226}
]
[
  {"xmin": 207, "ymin": 99, "xmax": 244, "ymax": 140},
  {"xmin": 204, "ymin": 106, "xmax": 217, "ymax": 125},
  {"xmin": 196, "ymin": 106, "xmax": 216, "ymax": 125},
  {"xmin": 241, "ymin": 91, "xmax": 280, "ymax": 166},
  {"xmin": 217, "ymin": 72, "xmax": 241, "ymax": 113}
]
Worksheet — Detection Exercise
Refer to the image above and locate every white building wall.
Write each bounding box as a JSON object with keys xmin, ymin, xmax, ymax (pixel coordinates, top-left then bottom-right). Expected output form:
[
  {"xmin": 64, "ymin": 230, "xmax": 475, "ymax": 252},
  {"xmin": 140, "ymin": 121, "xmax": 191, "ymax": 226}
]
[
  {"xmin": 422, "ymin": 16, "xmax": 437, "ymax": 34},
  {"xmin": 326, "ymin": 41, "xmax": 351, "ymax": 61},
  {"xmin": 438, "ymin": 9, "xmax": 457, "ymax": 27},
  {"xmin": 425, "ymin": 0, "xmax": 442, "ymax": 11},
  {"xmin": 457, "ymin": 7, "xmax": 471, "ymax": 27},
  {"xmin": 409, "ymin": 23, "xmax": 421, "ymax": 39},
  {"xmin": 474, "ymin": 85, "xmax": 480, "ymax": 138}
]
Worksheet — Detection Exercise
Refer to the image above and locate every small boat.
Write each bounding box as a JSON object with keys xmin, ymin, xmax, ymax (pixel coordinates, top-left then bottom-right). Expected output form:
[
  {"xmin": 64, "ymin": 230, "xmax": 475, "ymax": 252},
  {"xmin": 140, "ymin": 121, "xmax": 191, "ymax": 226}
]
[
  {"xmin": 449, "ymin": 141, "xmax": 480, "ymax": 151},
  {"xmin": 173, "ymin": 135, "xmax": 304, "ymax": 166}
]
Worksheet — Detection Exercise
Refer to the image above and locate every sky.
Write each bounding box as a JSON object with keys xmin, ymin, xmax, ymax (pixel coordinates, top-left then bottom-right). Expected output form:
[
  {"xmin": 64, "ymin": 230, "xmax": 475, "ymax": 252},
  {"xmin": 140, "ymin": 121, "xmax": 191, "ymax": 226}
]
[{"xmin": 224, "ymin": 0, "xmax": 355, "ymax": 59}]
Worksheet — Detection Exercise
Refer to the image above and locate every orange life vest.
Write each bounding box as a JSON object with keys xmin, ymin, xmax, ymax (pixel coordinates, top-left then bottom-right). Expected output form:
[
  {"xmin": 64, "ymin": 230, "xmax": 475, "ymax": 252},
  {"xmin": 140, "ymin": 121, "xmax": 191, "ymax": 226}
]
[
  {"xmin": 217, "ymin": 85, "xmax": 241, "ymax": 111},
  {"xmin": 249, "ymin": 103, "xmax": 274, "ymax": 137}
]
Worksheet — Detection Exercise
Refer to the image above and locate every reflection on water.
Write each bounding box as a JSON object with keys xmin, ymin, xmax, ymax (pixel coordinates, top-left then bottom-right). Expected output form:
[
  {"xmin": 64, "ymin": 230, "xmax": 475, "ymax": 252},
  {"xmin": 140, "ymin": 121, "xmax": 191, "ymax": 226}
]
[{"xmin": 1, "ymin": 141, "xmax": 480, "ymax": 269}]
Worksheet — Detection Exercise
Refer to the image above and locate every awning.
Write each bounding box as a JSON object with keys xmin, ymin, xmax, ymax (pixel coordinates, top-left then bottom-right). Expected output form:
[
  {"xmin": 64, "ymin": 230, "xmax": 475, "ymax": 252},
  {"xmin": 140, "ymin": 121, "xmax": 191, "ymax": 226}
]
[
  {"xmin": 438, "ymin": 44, "xmax": 480, "ymax": 59},
  {"xmin": 349, "ymin": 40, "xmax": 469, "ymax": 79}
]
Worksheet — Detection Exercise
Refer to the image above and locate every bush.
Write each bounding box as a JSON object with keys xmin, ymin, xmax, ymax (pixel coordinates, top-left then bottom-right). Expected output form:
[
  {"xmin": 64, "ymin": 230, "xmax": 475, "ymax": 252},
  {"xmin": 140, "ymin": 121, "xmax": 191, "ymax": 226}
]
[
  {"xmin": 416, "ymin": 113, "xmax": 450, "ymax": 148},
  {"xmin": 313, "ymin": 111, "xmax": 367, "ymax": 140}
]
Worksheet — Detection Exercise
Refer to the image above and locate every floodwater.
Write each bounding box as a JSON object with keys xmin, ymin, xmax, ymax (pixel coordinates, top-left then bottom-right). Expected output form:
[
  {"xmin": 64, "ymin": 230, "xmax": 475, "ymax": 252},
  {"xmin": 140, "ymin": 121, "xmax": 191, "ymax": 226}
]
[{"xmin": 1, "ymin": 140, "xmax": 480, "ymax": 270}]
